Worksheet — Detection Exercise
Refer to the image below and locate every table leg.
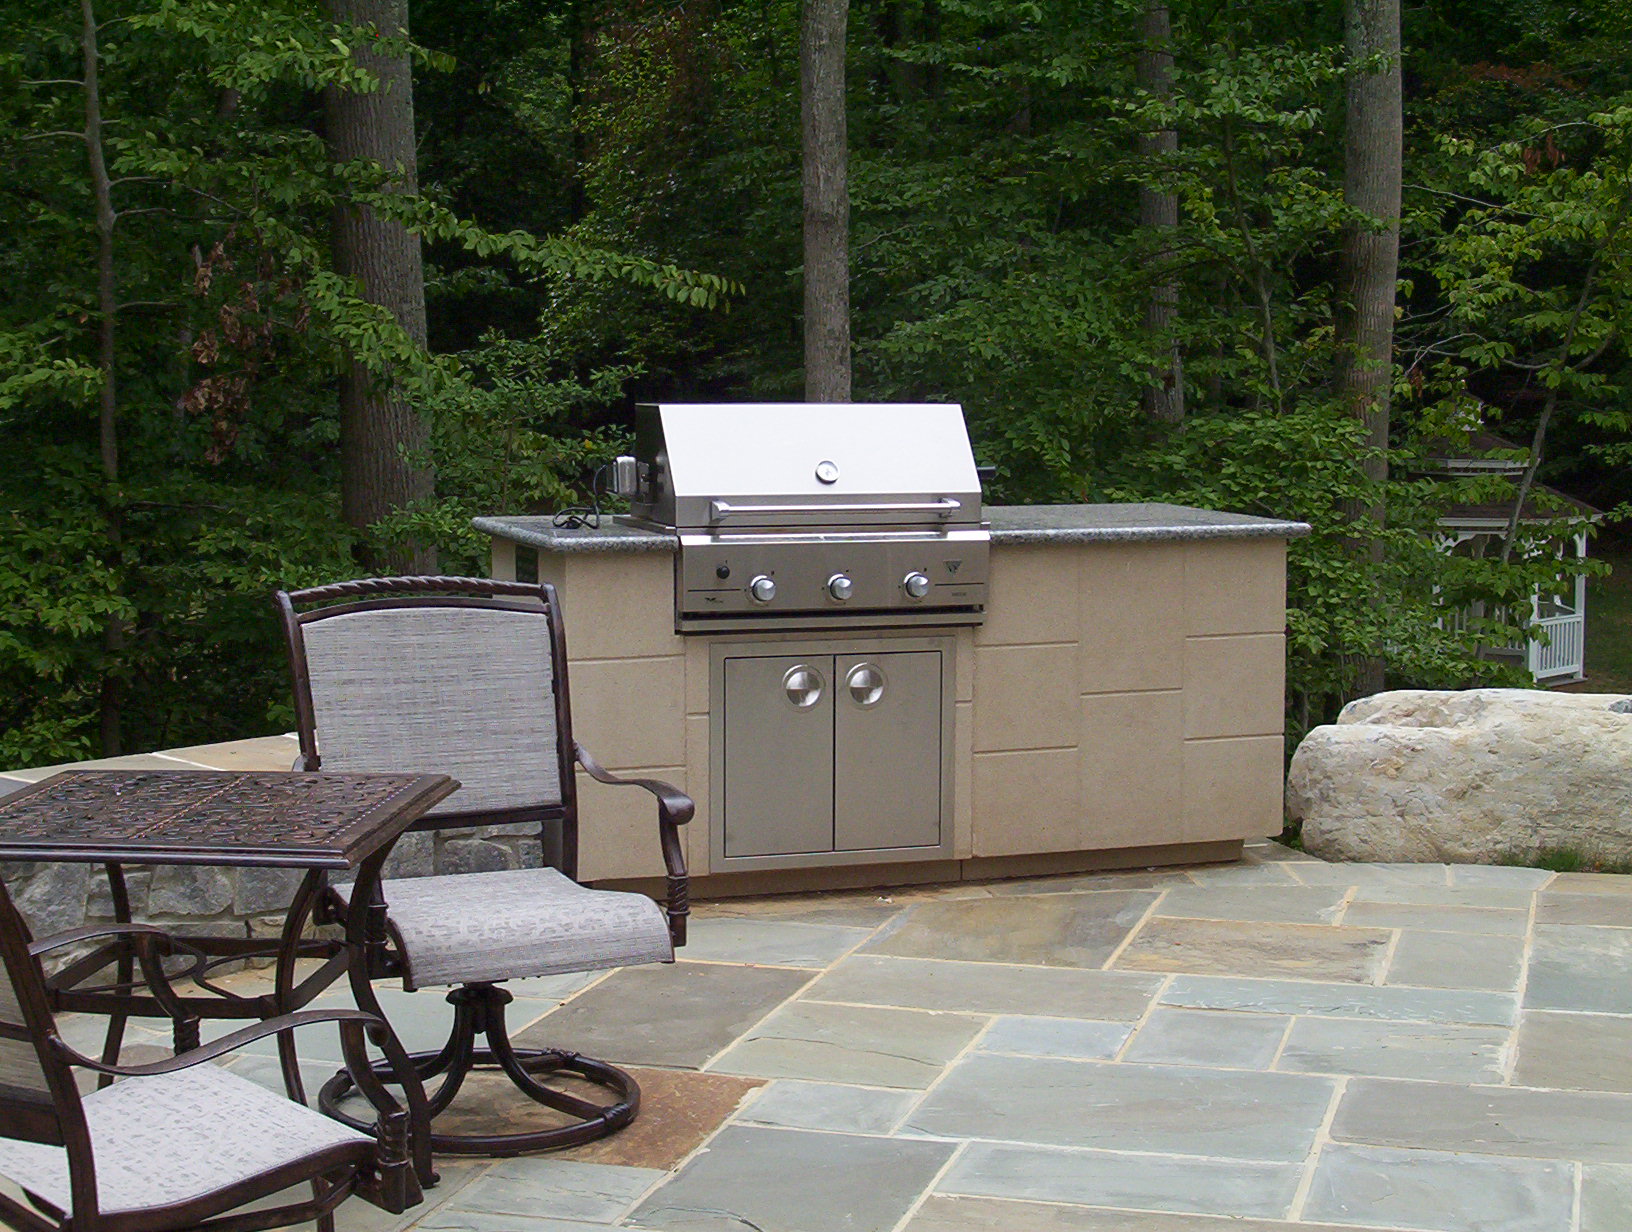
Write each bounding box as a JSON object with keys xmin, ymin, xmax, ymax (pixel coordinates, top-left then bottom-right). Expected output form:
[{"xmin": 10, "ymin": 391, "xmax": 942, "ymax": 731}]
[
  {"xmin": 274, "ymin": 869, "xmax": 325, "ymax": 1103},
  {"xmin": 345, "ymin": 847, "xmax": 437, "ymax": 1187},
  {"xmin": 96, "ymin": 863, "xmax": 132, "ymax": 1087}
]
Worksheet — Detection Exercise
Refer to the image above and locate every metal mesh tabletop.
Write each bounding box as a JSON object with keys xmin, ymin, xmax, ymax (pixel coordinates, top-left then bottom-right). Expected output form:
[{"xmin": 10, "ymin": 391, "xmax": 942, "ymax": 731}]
[{"xmin": 0, "ymin": 770, "xmax": 457, "ymax": 868}]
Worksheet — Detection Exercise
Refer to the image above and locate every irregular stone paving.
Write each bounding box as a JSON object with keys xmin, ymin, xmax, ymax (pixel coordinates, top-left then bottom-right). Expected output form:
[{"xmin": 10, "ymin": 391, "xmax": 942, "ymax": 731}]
[{"xmin": 164, "ymin": 842, "xmax": 1632, "ymax": 1232}]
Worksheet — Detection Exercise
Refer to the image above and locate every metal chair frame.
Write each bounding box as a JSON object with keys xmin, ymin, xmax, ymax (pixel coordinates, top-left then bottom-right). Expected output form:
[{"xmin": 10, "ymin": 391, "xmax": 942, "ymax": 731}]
[
  {"xmin": 0, "ymin": 883, "xmax": 419, "ymax": 1232},
  {"xmin": 276, "ymin": 576, "xmax": 691, "ymax": 1156}
]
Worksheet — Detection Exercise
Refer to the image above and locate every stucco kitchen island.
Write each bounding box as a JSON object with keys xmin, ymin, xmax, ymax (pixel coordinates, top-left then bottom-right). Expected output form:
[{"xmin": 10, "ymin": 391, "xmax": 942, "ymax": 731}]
[{"xmin": 476, "ymin": 504, "xmax": 1310, "ymax": 895}]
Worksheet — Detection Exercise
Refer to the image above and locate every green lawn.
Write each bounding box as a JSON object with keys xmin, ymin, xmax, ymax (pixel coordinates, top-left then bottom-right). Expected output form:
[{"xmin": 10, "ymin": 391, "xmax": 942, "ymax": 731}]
[{"xmin": 1578, "ymin": 536, "xmax": 1632, "ymax": 693}]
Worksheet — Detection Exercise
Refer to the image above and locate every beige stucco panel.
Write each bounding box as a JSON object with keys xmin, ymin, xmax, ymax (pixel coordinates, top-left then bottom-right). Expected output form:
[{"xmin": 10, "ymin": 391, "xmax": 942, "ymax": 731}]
[
  {"xmin": 684, "ymin": 712, "xmax": 712, "ymax": 877},
  {"xmin": 971, "ymin": 747, "xmax": 1083, "ymax": 856},
  {"xmin": 1181, "ymin": 735, "xmax": 1286, "ymax": 842},
  {"xmin": 972, "ymin": 643, "xmax": 1080, "ymax": 753},
  {"xmin": 1078, "ymin": 543, "xmax": 1186, "ymax": 693},
  {"xmin": 1080, "ymin": 690, "xmax": 1184, "ymax": 849},
  {"xmin": 568, "ymin": 655, "xmax": 687, "ymax": 770},
  {"xmin": 576, "ymin": 763, "xmax": 690, "ymax": 881},
  {"xmin": 1182, "ymin": 633, "xmax": 1287, "ymax": 740},
  {"xmin": 977, "ymin": 546, "xmax": 1083, "ymax": 647},
  {"xmin": 1184, "ymin": 539, "xmax": 1287, "ymax": 636},
  {"xmin": 560, "ymin": 554, "xmax": 681, "ymax": 660},
  {"xmin": 953, "ymin": 698, "xmax": 973, "ymax": 858}
]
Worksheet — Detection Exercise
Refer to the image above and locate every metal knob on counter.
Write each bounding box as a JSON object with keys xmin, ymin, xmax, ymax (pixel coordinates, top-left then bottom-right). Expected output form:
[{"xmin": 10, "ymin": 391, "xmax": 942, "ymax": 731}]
[
  {"xmin": 782, "ymin": 665, "xmax": 824, "ymax": 708},
  {"xmin": 749, "ymin": 575, "xmax": 777, "ymax": 603},
  {"xmin": 902, "ymin": 571, "xmax": 931, "ymax": 600},
  {"xmin": 826, "ymin": 573, "xmax": 855, "ymax": 602},
  {"xmin": 846, "ymin": 662, "xmax": 886, "ymax": 707}
]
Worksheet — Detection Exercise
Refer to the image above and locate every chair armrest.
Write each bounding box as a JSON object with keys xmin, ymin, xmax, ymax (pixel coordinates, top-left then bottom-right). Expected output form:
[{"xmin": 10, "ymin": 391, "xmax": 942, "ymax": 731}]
[
  {"xmin": 36, "ymin": 924, "xmax": 207, "ymax": 1028},
  {"xmin": 51, "ymin": 1008, "xmax": 390, "ymax": 1077},
  {"xmin": 28, "ymin": 922, "xmax": 174, "ymax": 957},
  {"xmin": 574, "ymin": 741, "xmax": 694, "ymax": 825},
  {"xmin": 574, "ymin": 741, "xmax": 691, "ymax": 947}
]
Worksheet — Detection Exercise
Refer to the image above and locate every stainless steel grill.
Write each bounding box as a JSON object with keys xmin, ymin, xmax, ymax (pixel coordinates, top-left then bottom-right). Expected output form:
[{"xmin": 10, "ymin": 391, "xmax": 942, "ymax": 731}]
[{"xmin": 615, "ymin": 403, "xmax": 989, "ymax": 633}]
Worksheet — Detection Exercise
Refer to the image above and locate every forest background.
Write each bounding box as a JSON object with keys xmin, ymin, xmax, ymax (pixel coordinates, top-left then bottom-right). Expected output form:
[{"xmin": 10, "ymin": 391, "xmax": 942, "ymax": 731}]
[{"xmin": 2, "ymin": 0, "xmax": 1629, "ymax": 769}]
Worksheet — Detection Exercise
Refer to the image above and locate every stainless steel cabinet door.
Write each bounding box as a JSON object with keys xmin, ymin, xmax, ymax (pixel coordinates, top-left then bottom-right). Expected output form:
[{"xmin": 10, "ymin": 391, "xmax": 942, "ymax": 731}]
[
  {"xmin": 721, "ymin": 655, "xmax": 835, "ymax": 857},
  {"xmin": 834, "ymin": 651, "xmax": 943, "ymax": 851}
]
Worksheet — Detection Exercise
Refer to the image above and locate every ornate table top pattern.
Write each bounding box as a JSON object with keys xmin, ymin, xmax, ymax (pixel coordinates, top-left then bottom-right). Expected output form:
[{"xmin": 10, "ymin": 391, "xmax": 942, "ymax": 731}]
[{"xmin": 0, "ymin": 770, "xmax": 458, "ymax": 868}]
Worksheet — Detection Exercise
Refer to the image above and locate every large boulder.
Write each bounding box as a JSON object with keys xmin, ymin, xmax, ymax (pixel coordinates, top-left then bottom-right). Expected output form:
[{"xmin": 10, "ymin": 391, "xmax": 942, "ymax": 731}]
[{"xmin": 1287, "ymin": 689, "xmax": 1632, "ymax": 864}]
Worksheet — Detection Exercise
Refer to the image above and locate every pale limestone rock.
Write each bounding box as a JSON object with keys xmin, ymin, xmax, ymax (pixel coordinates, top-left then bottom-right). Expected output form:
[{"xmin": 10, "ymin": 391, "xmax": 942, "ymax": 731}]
[{"xmin": 1287, "ymin": 689, "xmax": 1632, "ymax": 864}]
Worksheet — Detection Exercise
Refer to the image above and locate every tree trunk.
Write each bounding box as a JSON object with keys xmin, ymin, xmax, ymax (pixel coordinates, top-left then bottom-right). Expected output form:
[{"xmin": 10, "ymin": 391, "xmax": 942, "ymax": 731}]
[
  {"xmin": 1334, "ymin": 0, "xmax": 1402, "ymax": 696},
  {"xmin": 323, "ymin": 0, "xmax": 435, "ymax": 573},
  {"xmin": 801, "ymin": 0, "xmax": 851, "ymax": 402},
  {"xmin": 82, "ymin": 0, "xmax": 125, "ymax": 755},
  {"xmin": 1137, "ymin": 0, "xmax": 1183, "ymax": 423}
]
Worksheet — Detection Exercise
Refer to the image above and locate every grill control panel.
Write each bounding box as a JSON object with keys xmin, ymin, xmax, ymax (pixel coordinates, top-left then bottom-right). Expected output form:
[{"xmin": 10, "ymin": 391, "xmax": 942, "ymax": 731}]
[{"xmin": 676, "ymin": 531, "xmax": 988, "ymax": 631}]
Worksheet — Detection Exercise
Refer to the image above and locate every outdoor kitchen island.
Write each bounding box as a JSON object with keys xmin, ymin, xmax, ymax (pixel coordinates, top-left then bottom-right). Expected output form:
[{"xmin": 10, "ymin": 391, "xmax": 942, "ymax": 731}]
[{"xmin": 476, "ymin": 503, "xmax": 1309, "ymax": 895}]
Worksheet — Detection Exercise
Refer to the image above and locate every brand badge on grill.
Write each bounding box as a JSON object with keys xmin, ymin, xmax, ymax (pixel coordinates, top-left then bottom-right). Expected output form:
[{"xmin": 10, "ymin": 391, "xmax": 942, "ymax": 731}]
[{"xmin": 946, "ymin": 560, "xmax": 962, "ymax": 573}]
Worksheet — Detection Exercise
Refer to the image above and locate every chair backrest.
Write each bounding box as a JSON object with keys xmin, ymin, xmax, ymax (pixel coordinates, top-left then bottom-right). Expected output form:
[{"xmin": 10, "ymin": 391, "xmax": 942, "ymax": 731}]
[
  {"xmin": 0, "ymin": 878, "xmax": 78, "ymax": 1149},
  {"xmin": 277, "ymin": 578, "xmax": 579, "ymax": 860}
]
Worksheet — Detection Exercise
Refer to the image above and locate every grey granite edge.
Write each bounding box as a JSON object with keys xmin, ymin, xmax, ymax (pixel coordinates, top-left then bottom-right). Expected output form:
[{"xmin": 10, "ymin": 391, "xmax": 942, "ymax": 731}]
[
  {"xmin": 475, "ymin": 506, "xmax": 1312, "ymax": 553},
  {"xmin": 990, "ymin": 522, "xmax": 1310, "ymax": 545},
  {"xmin": 471, "ymin": 516, "xmax": 677, "ymax": 553}
]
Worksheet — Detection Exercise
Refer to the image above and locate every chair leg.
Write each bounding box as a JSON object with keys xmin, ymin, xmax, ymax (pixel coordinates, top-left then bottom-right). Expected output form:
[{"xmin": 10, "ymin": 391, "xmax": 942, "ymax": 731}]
[{"xmin": 318, "ymin": 982, "xmax": 641, "ymax": 1156}]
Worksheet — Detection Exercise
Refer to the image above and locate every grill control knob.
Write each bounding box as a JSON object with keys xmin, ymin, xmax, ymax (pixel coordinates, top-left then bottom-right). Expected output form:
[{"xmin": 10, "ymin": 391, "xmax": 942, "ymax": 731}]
[
  {"xmin": 749, "ymin": 575, "xmax": 777, "ymax": 603},
  {"xmin": 902, "ymin": 571, "xmax": 931, "ymax": 600},
  {"xmin": 826, "ymin": 573, "xmax": 855, "ymax": 602}
]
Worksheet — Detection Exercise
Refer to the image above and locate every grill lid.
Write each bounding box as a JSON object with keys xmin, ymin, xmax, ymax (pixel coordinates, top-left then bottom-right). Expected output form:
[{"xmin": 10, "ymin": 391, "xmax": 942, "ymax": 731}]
[{"xmin": 625, "ymin": 403, "xmax": 983, "ymax": 530}]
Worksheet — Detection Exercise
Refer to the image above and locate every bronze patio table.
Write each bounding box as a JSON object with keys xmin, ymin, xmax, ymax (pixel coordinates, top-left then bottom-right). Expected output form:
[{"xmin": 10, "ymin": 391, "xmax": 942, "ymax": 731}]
[{"xmin": 0, "ymin": 768, "xmax": 458, "ymax": 1181}]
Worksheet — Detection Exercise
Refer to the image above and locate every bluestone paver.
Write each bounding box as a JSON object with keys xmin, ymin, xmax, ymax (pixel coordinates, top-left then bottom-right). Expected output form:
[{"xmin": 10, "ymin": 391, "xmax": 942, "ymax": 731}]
[
  {"xmin": 1340, "ymin": 900, "xmax": 1530, "ymax": 935},
  {"xmin": 1382, "ymin": 929, "xmax": 1526, "ymax": 991},
  {"xmin": 1121, "ymin": 1007, "xmax": 1290, "ymax": 1069},
  {"xmin": 1303, "ymin": 1143, "xmax": 1574, "ymax": 1232},
  {"xmin": 1332, "ymin": 1077, "xmax": 1632, "ymax": 1162},
  {"xmin": 803, "ymin": 953, "xmax": 1160, "ymax": 1019},
  {"xmin": 628, "ymin": 1126, "xmax": 954, "ymax": 1232},
  {"xmin": 976, "ymin": 1014, "xmax": 1132, "ymax": 1060},
  {"xmin": 1535, "ymin": 890, "xmax": 1632, "ymax": 927},
  {"xmin": 1161, "ymin": 974, "xmax": 1517, "ymax": 1026},
  {"xmin": 1116, "ymin": 917, "xmax": 1391, "ymax": 983},
  {"xmin": 939, "ymin": 1141, "xmax": 1303, "ymax": 1219},
  {"xmin": 1512, "ymin": 1010, "xmax": 1632, "ymax": 1093},
  {"xmin": 736, "ymin": 1079, "xmax": 918, "ymax": 1134},
  {"xmin": 1151, "ymin": 884, "xmax": 1348, "ymax": 925},
  {"xmin": 1278, "ymin": 1017, "xmax": 1509, "ymax": 1083},
  {"xmin": 1523, "ymin": 923, "xmax": 1632, "ymax": 1012},
  {"xmin": 903, "ymin": 1197, "xmax": 1370, "ymax": 1232},
  {"xmin": 1580, "ymin": 1164, "xmax": 1632, "ymax": 1232},
  {"xmin": 673, "ymin": 917, "xmax": 876, "ymax": 967},
  {"xmin": 862, "ymin": 891, "xmax": 1159, "ymax": 967},
  {"xmin": 904, "ymin": 1053, "xmax": 1334, "ymax": 1160},
  {"xmin": 708, "ymin": 998, "xmax": 983, "ymax": 1087}
]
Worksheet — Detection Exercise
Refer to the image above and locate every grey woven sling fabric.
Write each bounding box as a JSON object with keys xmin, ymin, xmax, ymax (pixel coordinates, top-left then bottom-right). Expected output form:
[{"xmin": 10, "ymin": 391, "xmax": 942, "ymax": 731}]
[
  {"xmin": 0, "ymin": 1063, "xmax": 369, "ymax": 1214},
  {"xmin": 302, "ymin": 605, "xmax": 560, "ymax": 815},
  {"xmin": 333, "ymin": 867, "xmax": 673, "ymax": 990},
  {"xmin": 0, "ymin": 963, "xmax": 50, "ymax": 1099}
]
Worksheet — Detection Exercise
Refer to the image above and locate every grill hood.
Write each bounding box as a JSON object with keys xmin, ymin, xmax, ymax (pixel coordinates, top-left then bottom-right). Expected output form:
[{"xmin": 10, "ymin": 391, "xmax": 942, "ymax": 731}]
[{"xmin": 624, "ymin": 403, "xmax": 984, "ymax": 531}]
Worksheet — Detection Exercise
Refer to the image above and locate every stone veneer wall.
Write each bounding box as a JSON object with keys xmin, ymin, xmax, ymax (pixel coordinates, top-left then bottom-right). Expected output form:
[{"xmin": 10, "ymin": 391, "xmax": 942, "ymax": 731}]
[{"xmin": 0, "ymin": 733, "xmax": 546, "ymax": 942}]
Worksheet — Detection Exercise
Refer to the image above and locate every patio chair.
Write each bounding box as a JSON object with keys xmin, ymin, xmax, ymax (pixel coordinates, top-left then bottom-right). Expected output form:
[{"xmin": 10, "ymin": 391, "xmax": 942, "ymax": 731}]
[
  {"xmin": 0, "ymin": 876, "xmax": 420, "ymax": 1232},
  {"xmin": 275, "ymin": 576, "xmax": 690, "ymax": 1156}
]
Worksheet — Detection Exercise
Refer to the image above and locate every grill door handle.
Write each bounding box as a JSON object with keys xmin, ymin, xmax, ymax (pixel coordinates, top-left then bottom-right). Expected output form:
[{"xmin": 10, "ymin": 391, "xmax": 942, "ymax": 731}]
[
  {"xmin": 782, "ymin": 665, "xmax": 825, "ymax": 709},
  {"xmin": 845, "ymin": 663, "xmax": 886, "ymax": 708},
  {"xmin": 710, "ymin": 498, "xmax": 962, "ymax": 521}
]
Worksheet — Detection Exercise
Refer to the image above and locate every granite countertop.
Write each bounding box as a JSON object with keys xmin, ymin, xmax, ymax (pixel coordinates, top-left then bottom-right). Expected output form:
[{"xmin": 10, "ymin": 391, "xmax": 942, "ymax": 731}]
[{"xmin": 473, "ymin": 503, "xmax": 1310, "ymax": 553}]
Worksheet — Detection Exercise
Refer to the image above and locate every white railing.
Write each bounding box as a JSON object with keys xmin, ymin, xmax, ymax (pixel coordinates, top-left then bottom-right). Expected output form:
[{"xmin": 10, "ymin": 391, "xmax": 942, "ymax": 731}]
[{"xmin": 1529, "ymin": 613, "xmax": 1584, "ymax": 680}]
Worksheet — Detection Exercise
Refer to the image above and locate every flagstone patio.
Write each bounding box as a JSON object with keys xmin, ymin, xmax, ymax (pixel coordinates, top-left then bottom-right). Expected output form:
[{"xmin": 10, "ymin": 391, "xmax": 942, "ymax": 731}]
[{"xmin": 75, "ymin": 837, "xmax": 1630, "ymax": 1232}]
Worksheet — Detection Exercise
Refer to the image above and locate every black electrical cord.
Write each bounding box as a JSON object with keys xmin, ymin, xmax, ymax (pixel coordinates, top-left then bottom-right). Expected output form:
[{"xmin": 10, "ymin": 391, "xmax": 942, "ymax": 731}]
[{"xmin": 551, "ymin": 463, "xmax": 610, "ymax": 529}]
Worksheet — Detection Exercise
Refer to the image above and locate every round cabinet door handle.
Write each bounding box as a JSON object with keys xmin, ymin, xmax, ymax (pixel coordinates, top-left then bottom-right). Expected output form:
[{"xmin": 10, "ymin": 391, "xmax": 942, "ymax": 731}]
[
  {"xmin": 846, "ymin": 662, "xmax": 885, "ymax": 707},
  {"xmin": 902, "ymin": 571, "xmax": 931, "ymax": 599},
  {"xmin": 783, "ymin": 665, "xmax": 824, "ymax": 708},
  {"xmin": 827, "ymin": 573, "xmax": 854, "ymax": 602},
  {"xmin": 749, "ymin": 575, "xmax": 777, "ymax": 603}
]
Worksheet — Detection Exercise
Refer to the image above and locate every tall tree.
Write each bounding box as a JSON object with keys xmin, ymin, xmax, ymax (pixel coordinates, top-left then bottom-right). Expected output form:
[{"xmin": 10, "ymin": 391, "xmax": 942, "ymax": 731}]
[
  {"xmin": 1137, "ymin": 0, "xmax": 1183, "ymax": 423},
  {"xmin": 1334, "ymin": 0, "xmax": 1401, "ymax": 694},
  {"xmin": 801, "ymin": 0, "xmax": 851, "ymax": 402},
  {"xmin": 324, "ymin": 0, "xmax": 436, "ymax": 572}
]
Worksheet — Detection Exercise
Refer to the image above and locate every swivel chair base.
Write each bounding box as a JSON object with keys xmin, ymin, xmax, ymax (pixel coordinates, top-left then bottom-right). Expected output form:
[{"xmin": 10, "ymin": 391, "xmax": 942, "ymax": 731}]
[{"xmin": 319, "ymin": 982, "xmax": 639, "ymax": 1156}]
